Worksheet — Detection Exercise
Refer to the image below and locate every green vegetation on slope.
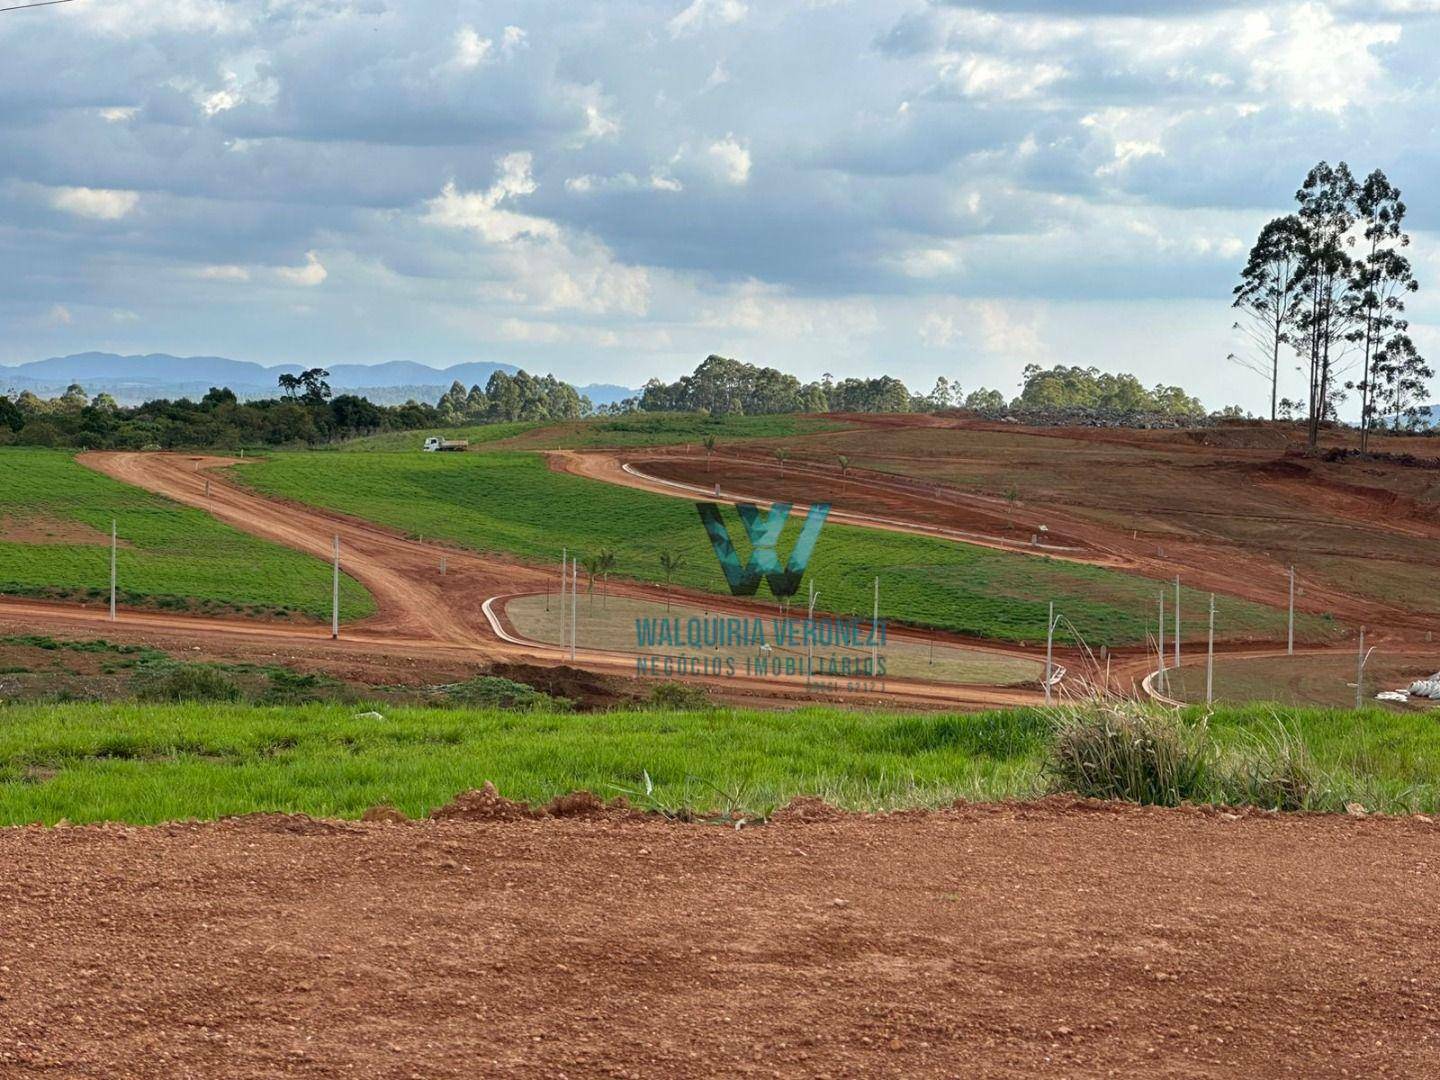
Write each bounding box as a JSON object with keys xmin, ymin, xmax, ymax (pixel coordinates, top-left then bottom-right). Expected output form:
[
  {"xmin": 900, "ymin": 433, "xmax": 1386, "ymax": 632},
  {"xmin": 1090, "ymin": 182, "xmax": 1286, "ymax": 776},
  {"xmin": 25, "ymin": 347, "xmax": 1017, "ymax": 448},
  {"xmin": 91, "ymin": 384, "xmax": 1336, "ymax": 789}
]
[
  {"xmin": 0, "ymin": 701, "xmax": 1431, "ymax": 824},
  {"xmin": 334, "ymin": 412, "xmax": 849, "ymax": 453},
  {"xmin": 0, "ymin": 449, "xmax": 373, "ymax": 620},
  {"xmin": 240, "ymin": 450, "xmax": 1320, "ymax": 646}
]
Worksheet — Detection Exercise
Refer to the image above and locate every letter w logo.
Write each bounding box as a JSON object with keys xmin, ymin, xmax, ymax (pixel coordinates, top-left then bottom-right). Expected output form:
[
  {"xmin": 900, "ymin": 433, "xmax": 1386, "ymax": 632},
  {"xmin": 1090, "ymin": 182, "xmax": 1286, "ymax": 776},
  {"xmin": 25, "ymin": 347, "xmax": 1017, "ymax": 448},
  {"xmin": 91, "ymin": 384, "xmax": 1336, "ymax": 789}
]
[{"xmin": 695, "ymin": 502, "xmax": 830, "ymax": 599}]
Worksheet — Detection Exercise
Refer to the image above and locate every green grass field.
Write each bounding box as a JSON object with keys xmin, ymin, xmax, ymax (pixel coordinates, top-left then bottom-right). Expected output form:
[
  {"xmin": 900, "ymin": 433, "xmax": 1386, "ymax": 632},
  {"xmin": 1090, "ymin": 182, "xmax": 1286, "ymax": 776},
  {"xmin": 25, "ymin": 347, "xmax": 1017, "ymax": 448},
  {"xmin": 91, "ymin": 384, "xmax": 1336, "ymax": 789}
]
[
  {"xmin": 335, "ymin": 412, "xmax": 850, "ymax": 452},
  {"xmin": 0, "ymin": 700, "xmax": 1433, "ymax": 824},
  {"xmin": 0, "ymin": 449, "xmax": 373, "ymax": 620},
  {"xmin": 240, "ymin": 450, "xmax": 1322, "ymax": 646}
]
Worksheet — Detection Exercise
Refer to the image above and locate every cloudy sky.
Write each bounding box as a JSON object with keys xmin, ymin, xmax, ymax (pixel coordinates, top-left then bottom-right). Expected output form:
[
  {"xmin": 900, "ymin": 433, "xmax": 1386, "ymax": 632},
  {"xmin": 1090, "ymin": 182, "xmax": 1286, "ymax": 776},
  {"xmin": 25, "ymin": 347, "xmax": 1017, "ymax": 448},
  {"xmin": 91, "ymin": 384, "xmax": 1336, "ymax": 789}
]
[{"xmin": 3, "ymin": 0, "xmax": 1439, "ymax": 410}]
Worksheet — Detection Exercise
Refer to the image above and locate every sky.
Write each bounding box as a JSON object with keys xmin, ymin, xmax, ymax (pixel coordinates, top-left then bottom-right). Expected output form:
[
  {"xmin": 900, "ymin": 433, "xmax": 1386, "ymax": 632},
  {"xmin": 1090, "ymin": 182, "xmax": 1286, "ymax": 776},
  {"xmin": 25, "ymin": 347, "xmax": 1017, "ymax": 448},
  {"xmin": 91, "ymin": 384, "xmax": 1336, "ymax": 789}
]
[{"xmin": 2, "ymin": 0, "xmax": 1439, "ymax": 412}]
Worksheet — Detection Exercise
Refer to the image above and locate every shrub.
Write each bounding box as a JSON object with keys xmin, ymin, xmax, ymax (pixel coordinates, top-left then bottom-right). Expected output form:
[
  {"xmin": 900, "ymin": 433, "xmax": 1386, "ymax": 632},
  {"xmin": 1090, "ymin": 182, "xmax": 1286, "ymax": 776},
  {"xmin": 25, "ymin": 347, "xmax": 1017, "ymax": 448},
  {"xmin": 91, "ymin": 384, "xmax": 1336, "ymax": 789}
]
[
  {"xmin": 646, "ymin": 681, "xmax": 711, "ymax": 710},
  {"xmin": 133, "ymin": 663, "xmax": 242, "ymax": 703},
  {"xmin": 440, "ymin": 676, "xmax": 571, "ymax": 711},
  {"xmin": 1046, "ymin": 704, "xmax": 1217, "ymax": 806},
  {"xmin": 1224, "ymin": 721, "xmax": 1319, "ymax": 811}
]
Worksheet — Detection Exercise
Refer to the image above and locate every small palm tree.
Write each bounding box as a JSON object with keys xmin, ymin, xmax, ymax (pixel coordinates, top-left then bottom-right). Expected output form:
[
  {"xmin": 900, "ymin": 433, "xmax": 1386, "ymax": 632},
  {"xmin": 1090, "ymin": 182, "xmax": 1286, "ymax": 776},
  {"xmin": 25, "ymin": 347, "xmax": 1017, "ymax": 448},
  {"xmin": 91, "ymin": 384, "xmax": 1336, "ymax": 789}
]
[
  {"xmin": 658, "ymin": 551, "xmax": 685, "ymax": 611},
  {"xmin": 837, "ymin": 454, "xmax": 850, "ymax": 487},
  {"xmin": 702, "ymin": 434, "xmax": 717, "ymax": 471},
  {"xmin": 596, "ymin": 548, "xmax": 616, "ymax": 606},
  {"xmin": 775, "ymin": 447, "xmax": 790, "ymax": 476},
  {"xmin": 1003, "ymin": 484, "xmax": 1020, "ymax": 527},
  {"xmin": 581, "ymin": 554, "xmax": 602, "ymax": 603}
]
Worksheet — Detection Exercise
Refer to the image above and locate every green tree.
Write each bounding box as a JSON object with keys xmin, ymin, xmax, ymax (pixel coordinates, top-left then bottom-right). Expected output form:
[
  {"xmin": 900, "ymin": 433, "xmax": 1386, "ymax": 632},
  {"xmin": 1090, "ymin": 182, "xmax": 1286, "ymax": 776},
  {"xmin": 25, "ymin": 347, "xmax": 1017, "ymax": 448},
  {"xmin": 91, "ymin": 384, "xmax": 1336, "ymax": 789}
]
[
  {"xmin": 1231, "ymin": 214, "xmax": 1305, "ymax": 421},
  {"xmin": 657, "ymin": 551, "xmax": 685, "ymax": 611}
]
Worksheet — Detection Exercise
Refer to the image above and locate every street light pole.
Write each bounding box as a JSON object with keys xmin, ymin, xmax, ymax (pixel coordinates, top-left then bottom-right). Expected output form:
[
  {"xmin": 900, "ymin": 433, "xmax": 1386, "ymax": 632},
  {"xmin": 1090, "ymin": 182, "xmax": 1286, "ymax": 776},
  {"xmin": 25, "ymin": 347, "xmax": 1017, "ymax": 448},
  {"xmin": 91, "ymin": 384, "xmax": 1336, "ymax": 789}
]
[{"xmin": 1044, "ymin": 600, "xmax": 1055, "ymax": 706}]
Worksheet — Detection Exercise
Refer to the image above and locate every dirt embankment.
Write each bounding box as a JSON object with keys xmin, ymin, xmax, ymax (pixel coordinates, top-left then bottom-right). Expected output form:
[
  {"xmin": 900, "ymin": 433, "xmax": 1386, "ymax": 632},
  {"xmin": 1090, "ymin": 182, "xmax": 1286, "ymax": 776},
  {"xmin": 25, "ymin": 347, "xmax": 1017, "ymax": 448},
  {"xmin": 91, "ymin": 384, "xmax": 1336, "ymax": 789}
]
[{"xmin": 0, "ymin": 802, "xmax": 1436, "ymax": 1078}]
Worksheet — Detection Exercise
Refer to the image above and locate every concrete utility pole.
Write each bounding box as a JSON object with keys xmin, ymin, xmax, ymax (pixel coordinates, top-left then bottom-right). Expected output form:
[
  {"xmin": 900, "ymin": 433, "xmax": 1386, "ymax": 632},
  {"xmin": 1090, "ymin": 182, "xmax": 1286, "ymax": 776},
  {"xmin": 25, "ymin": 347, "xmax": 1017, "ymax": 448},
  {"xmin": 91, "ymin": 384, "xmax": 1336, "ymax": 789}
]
[
  {"xmin": 871, "ymin": 576, "xmax": 879, "ymax": 672},
  {"xmin": 440, "ymin": 555, "xmax": 447, "ymax": 577},
  {"xmin": 807, "ymin": 581, "xmax": 819, "ymax": 686},
  {"xmin": 1356, "ymin": 627, "xmax": 1369, "ymax": 711},
  {"xmin": 1206, "ymin": 593, "xmax": 1215, "ymax": 705},
  {"xmin": 559, "ymin": 547, "xmax": 566, "ymax": 639},
  {"xmin": 1158, "ymin": 591, "xmax": 1166, "ymax": 694},
  {"xmin": 331, "ymin": 535, "xmax": 340, "ymax": 640},
  {"xmin": 1044, "ymin": 600, "xmax": 1055, "ymax": 706},
  {"xmin": 570, "ymin": 556, "xmax": 578, "ymax": 661},
  {"xmin": 1173, "ymin": 575, "xmax": 1181, "ymax": 669},
  {"xmin": 1288, "ymin": 566, "xmax": 1295, "ymax": 656},
  {"xmin": 109, "ymin": 519, "xmax": 117, "ymax": 622}
]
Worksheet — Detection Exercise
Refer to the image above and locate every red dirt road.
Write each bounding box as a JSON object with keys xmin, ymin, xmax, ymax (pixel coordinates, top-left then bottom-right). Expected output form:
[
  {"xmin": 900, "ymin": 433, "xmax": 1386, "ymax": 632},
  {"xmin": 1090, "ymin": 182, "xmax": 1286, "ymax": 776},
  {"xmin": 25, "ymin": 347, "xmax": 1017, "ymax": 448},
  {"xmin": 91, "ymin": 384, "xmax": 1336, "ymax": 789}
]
[
  {"xmin": 2, "ymin": 803, "xmax": 1437, "ymax": 1078},
  {"xmin": 0, "ymin": 452, "xmax": 1049, "ymax": 710}
]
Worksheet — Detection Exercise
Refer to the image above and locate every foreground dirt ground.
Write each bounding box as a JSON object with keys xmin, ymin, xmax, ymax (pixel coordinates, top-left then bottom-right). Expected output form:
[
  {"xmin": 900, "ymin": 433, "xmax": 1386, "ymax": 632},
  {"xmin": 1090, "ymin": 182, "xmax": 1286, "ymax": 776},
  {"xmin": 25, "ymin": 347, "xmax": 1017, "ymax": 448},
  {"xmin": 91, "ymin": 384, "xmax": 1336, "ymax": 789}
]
[{"xmin": 2, "ymin": 802, "xmax": 1436, "ymax": 1078}]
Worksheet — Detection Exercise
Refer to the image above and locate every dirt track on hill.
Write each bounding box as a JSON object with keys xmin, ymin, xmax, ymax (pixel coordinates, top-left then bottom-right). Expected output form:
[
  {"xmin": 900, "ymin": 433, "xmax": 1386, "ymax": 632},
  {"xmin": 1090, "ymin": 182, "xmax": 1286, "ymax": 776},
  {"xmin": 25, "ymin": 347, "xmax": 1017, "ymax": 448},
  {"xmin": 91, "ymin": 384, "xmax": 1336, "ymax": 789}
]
[
  {"xmin": 0, "ymin": 452, "xmax": 1049, "ymax": 710},
  {"xmin": 1, "ymin": 802, "xmax": 1437, "ymax": 1078}
]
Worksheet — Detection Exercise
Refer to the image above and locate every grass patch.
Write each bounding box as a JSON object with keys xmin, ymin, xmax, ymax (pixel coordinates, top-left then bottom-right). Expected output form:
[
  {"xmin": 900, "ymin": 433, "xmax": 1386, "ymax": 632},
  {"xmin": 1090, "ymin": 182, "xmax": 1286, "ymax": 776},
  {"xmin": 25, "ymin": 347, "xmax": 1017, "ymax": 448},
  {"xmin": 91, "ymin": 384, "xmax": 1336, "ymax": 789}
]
[
  {"xmin": 0, "ymin": 449, "xmax": 373, "ymax": 620},
  {"xmin": 334, "ymin": 413, "xmax": 849, "ymax": 453},
  {"xmin": 0, "ymin": 701, "xmax": 1435, "ymax": 824},
  {"xmin": 239, "ymin": 450, "xmax": 1311, "ymax": 646}
]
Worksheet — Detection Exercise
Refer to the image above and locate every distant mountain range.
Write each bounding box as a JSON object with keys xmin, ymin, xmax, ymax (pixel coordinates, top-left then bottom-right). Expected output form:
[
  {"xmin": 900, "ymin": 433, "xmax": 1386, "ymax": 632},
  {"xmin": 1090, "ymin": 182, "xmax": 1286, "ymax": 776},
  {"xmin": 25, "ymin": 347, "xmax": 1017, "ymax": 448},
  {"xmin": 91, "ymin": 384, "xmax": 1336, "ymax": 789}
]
[{"xmin": 0, "ymin": 352, "xmax": 635, "ymax": 407}]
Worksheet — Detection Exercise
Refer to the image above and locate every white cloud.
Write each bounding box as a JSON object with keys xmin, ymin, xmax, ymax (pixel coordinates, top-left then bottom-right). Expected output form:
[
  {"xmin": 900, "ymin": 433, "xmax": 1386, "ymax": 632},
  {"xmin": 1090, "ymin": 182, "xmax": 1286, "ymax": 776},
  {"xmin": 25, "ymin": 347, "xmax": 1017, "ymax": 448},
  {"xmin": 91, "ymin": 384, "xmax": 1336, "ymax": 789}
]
[
  {"xmin": 197, "ymin": 264, "xmax": 250, "ymax": 282},
  {"xmin": 939, "ymin": 55, "xmax": 1065, "ymax": 100},
  {"xmin": 48, "ymin": 186, "xmax": 139, "ymax": 221},
  {"xmin": 919, "ymin": 311, "xmax": 960, "ymax": 348},
  {"xmin": 977, "ymin": 301, "xmax": 1043, "ymax": 360},
  {"xmin": 424, "ymin": 153, "xmax": 560, "ymax": 243},
  {"xmin": 706, "ymin": 135, "xmax": 751, "ymax": 185},
  {"xmin": 704, "ymin": 60, "xmax": 730, "ymax": 90},
  {"xmin": 890, "ymin": 247, "xmax": 961, "ymax": 279},
  {"xmin": 453, "ymin": 27, "xmax": 493, "ymax": 69},
  {"xmin": 669, "ymin": 0, "xmax": 747, "ymax": 38},
  {"xmin": 275, "ymin": 251, "xmax": 328, "ymax": 287},
  {"xmin": 699, "ymin": 281, "xmax": 880, "ymax": 341},
  {"xmin": 1237, "ymin": 4, "xmax": 1400, "ymax": 113},
  {"xmin": 46, "ymin": 304, "xmax": 73, "ymax": 326},
  {"xmin": 565, "ymin": 171, "xmax": 683, "ymax": 194},
  {"xmin": 501, "ymin": 25, "xmax": 527, "ymax": 55},
  {"xmin": 98, "ymin": 107, "xmax": 137, "ymax": 123}
]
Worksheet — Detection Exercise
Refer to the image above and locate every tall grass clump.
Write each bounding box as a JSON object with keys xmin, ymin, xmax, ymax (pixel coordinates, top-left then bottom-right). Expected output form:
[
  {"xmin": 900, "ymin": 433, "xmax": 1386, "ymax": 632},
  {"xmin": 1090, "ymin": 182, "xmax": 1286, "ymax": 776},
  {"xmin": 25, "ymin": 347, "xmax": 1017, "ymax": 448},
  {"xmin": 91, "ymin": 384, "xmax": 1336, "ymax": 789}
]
[
  {"xmin": 1046, "ymin": 703, "xmax": 1219, "ymax": 806},
  {"xmin": 1222, "ymin": 720, "xmax": 1319, "ymax": 810}
]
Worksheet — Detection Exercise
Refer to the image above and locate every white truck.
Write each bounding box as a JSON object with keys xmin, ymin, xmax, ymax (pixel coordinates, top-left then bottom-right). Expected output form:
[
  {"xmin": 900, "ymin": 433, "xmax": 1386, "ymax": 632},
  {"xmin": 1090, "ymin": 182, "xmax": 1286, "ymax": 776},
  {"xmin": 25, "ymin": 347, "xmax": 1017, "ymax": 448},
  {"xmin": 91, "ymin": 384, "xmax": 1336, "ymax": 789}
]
[{"xmin": 422, "ymin": 437, "xmax": 470, "ymax": 452}]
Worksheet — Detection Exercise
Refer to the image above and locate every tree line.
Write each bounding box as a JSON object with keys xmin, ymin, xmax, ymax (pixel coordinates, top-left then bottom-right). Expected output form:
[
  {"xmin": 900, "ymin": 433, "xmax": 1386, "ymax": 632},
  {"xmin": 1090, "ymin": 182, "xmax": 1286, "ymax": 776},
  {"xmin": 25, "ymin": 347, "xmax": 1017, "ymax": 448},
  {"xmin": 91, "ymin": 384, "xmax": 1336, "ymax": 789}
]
[
  {"xmin": 1, "ymin": 354, "xmax": 1214, "ymax": 451},
  {"xmin": 1231, "ymin": 161, "xmax": 1432, "ymax": 448},
  {"xmin": 627, "ymin": 354, "xmax": 1205, "ymax": 419},
  {"xmin": 0, "ymin": 366, "xmax": 591, "ymax": 450}
]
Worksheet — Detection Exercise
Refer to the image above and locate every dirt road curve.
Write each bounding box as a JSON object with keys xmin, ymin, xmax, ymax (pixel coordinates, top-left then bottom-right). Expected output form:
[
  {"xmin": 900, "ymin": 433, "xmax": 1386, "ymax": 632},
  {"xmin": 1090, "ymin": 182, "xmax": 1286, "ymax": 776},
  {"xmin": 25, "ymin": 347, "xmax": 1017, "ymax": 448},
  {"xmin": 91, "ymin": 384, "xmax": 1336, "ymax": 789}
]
[
  {"xmin": 0, "ymin": 453, "xmax": 1047, "ymax": 710},
  {"xmin": 1, "ymin": 803, "xmax": 1436, "ymax": 1078}
]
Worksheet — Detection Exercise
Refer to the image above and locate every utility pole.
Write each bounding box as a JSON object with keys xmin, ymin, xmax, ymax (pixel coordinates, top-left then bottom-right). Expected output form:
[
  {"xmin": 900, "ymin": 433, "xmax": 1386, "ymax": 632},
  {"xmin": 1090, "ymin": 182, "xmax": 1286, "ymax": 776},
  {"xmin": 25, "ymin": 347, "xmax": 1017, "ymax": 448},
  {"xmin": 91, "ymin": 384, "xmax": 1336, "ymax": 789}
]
[
  {"xmin": 807, "ymin": 582, "xmax": 819, "ymax": 687},
  {"xmin": 1288, "ymin": 565, "xmax": 1295, "ymax": 656},
  {"xmin": 1044, "ymin": 600, "xmax": 1055, "ymax": 706},
  {"xmin": 109, "ymin": 519, "xmax": 117, "ymax": 622},
  {"xmin": 559, "ymin": 547, "xmax": 566, "ymax": 641},
  {"xmin": 871, "ymin": 576, "xmax": 879, "ymax": 672},
  {"xmin": 440, "ymin": 555, "xmax": 446, "ymax": 577},
  {"xmin": 1173, "ymin": 575, "xmax": 1180, "ymax": 669},
  {"xmin": 570, "ymin": 555, "xmax": 578, "ymax": 661},
  {"xmin": 1206, "ymin": 593, "xmax": 1215, "ymax": 705},
  {"xmin": 1157, "ymin": 591, "xmax": 1165, "ymax": 694},
  {"xmin": 1356, "ymin": 627, "xmax": 1366, "ymax": 710},
  {"xmin": 331, "ymin": 534, "xmax": 340, "ymax": 640}
]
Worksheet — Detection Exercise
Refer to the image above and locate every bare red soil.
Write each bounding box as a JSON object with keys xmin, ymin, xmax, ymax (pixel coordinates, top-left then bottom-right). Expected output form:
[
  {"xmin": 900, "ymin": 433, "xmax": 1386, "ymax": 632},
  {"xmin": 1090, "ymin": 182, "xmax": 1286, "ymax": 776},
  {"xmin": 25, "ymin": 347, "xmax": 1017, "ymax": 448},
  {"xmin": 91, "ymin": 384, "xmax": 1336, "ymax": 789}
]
[
  {"xmin": 559, "ymin": 416, "xmax": 1440, "ymax": 647},
  {"xmin": 2, "ymin": 802, "xmax": 1436, "ymax": 1078},
  {"xmin": 0, "ymin": 452, "xmax": 1045, "ymax": 711}
]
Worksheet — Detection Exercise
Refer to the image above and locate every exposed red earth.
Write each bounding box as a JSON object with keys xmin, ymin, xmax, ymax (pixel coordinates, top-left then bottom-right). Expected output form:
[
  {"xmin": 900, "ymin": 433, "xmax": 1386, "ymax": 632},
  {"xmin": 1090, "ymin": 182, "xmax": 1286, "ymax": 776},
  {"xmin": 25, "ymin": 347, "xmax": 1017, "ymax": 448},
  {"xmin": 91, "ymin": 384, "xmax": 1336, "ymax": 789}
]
[
  {"xmin": 0, "ymin": 451, "xmax": 1053, "ymax": 710},
  {"xmin": 1, "ymin": 801, "xmax": 1437, "ymax": 1078}
]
